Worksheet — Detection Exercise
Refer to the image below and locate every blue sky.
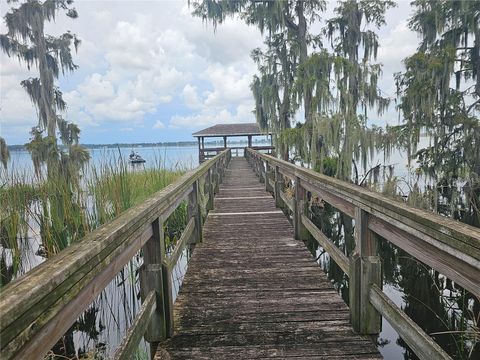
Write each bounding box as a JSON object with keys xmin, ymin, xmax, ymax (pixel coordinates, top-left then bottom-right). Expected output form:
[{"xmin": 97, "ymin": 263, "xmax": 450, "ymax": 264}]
[{"xmin": 1, "ymin": 0, "xmax": 418, "ymax": 145}]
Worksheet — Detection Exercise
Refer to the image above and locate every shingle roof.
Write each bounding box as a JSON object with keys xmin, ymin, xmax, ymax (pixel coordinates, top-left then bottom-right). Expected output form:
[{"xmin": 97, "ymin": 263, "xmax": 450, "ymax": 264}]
[{"xmin": 192, "ymin": 123, "xmax": 271, "ymax": 137}]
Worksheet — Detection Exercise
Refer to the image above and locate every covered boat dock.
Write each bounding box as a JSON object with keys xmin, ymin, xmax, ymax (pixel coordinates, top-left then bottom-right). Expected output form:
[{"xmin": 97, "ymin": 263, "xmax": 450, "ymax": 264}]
[{"xmin": 192, "ymin": 123, "xmax": 273, "ymax": 163}]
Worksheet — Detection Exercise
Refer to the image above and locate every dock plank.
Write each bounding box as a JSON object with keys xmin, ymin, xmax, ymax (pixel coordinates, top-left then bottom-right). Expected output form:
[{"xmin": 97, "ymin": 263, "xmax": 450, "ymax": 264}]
[{"xmin": 155, "ymin": 157, "xmax": 381, "ymax": 359}]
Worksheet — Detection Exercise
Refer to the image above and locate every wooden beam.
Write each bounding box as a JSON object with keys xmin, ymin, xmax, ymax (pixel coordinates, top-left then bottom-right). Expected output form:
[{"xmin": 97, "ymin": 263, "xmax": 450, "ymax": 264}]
[
  {"xmin": 301, "ymin": 214, "xmax": 349, "ymax": 274},
  {"xmin": 114, "ymin": 291, "xmax": 156, "ymax": 360},
  {"xmin": 369, "ymin": 284, "xmax": 452, "ymax": 360},
  {"xmin": 246, "ymin": 149, "xmax": 480, "ymax": 260},
  {"xmin": 0, "ymin": 150, "xmax": 231, "ymax": 359}
]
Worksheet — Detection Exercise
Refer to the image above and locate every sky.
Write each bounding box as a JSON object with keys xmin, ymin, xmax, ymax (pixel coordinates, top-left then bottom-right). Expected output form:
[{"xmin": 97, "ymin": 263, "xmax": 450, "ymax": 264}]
[{"xmin": 0, "ymin": 0, "xmax": 420, "ymax": 145}]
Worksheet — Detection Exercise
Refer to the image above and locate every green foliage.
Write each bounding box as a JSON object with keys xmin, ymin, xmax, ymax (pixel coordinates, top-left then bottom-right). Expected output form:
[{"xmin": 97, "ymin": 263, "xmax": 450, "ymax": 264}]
[
  {"xmin": 0, "ymin": 158, "xmax": 185, "ymax": 285},
  {"xmin": 192, "ymin": 0, "xmax": 327, "ymax": 159},
  {"xmin": 1, "ymin": 0, "xmax": 88, "ymax": 178},
  {"xmin": 394, "ymin": 0, "xmax": 480, "ymax": 226}
]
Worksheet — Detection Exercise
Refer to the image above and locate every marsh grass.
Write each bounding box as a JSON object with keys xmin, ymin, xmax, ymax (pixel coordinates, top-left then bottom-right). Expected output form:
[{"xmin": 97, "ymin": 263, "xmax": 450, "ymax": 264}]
[{"xmin": 0, "ymin": 152, "xmax": 185, "ymax": 288}]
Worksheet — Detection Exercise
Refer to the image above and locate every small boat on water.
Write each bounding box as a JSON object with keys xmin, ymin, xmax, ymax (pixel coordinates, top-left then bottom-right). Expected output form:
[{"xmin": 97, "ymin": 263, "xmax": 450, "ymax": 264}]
[{"xmin": 129, "ymin": 151, "xmax": 146, "ymax": 163}]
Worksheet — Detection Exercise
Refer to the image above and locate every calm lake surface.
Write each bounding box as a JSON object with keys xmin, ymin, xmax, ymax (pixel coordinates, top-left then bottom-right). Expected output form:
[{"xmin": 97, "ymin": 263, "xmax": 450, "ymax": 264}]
[{"xmin": 2, "ymin": 144, "xmax": 476, "ymax": 359}]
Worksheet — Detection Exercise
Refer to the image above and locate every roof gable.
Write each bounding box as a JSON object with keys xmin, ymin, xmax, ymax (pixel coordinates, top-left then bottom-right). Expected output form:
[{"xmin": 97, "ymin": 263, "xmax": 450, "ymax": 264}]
[{"xmin": 192, "ymin": 123, "xmax": 271, "ymax": 137}]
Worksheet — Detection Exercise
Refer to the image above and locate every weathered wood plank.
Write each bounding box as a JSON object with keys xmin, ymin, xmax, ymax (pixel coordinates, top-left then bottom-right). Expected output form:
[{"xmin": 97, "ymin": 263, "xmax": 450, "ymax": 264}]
[
  {"xmin": 156, "ymin": 157, "xmax": 380, "ymax": 359},
  {"xmin": 114, "ymin": 291, "xmax": 156, "ymax": 360},
  {"xmin": 247, "ymin": 150, "xmax": 480, "ymax": 259},
  {"xmin": 369, "ymin": 216, "xmax": 480, "ymax": 298},
  {"xmin": 369, "ymin": 284, "xmax": 451, "ymax": 360},
  {"xmin": 301, "ymin": 214, "xmax": 349, "ymax": 274},
  {"xmin": 166, "ymin": 217, "xmax": 195, "ymax": 270},
  {"xmin": 0, "ymin": 150, "xmax": 231, "ymax": 360}
]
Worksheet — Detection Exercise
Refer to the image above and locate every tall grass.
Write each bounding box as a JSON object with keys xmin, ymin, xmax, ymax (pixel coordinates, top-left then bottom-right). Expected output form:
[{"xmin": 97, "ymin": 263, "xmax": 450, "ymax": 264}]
[{"xmin": 0, "ymin": 152, "xmax": 185, "ymax": 288}]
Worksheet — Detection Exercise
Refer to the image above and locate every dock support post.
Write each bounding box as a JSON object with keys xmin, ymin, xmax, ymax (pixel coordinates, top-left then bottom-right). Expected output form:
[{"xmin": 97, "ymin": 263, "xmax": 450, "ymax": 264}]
[
  {"xmin": 139, "ymin": 218, "xmax": 168, "ymax": 358},
  {"xmin": 274, "ymin": 166, "xmax": 285, "ymax": 209},
  {"xmin": 188, "ymin": 180, "xmax": 202, "ymax": 244},
  {"xmin": 265, "ymin": 162, "xmax": 274, "ymax": 193},
  {"xmin": 349, "ymin": 208, "xmax": 382, "ymax": 334},
  {"xmin": 161, "ymin": 263, "xmax": 174, "ymax": 338},
  {"xmin": 259, "ymin": 159, "xmax": 265, "ymax": 183},
  {"xmin": 293, "ymin": 177, "xmax": 310, "ymax": 240},
  {"xmin": 206, "ymin": 168, "xmax": 214, "ymax": 211},
  {"xmin": 213, "ymin": 163, "xmax": 219, "ymax": 194}
]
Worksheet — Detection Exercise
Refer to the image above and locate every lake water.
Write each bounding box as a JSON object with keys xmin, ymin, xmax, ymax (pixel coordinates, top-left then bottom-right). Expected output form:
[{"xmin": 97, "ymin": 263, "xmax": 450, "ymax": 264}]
[
  {"xmin": 3, "ymin": 145, "xmax": 199, "ymax": 179},
  {"xmin": 1, "ymin": 144, "xmax": 476, "ymax": 359}
]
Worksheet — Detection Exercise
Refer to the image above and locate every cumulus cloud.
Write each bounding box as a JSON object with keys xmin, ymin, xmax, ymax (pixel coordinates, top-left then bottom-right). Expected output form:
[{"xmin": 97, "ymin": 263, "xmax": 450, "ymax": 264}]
[
  {"xmin": 182, "ymin": 84, "xmax": 202, "ymax": 110},
  {"xmin": 153, "ymin": 120, "xmax": 165, "ymax": 129},
  {"xmin": 170, "ymin": 101, "xmax": 254, "ymax": 129},
  {"xmin": 1, "ymin": 0, "xmax": 417, "ymax": 144}
]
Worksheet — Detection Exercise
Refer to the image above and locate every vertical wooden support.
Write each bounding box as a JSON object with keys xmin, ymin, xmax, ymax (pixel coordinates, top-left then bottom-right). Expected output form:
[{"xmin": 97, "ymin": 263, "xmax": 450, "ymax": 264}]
[
  {"xmin": 265, "ymin": 162, "xmax": 273, "ymax": 193},
  {"xmin": 161, "ymin": 263, "xmax": 174, "ymax": 338},
  {"xmin": 274, "ymin": 166, "xmax": 284, "ymax": 209},
  {"xmin": 349, "ymin": 208, "xmax": 382, "ymax": 334},
  {"xmin": 223, "ymin": 136, "xmax": 227, "ymax": 149},
  {"xmin": 206, "ymin": 169, "xmax": 214, "ymax": 211},
  {"xmin": 139, "ymin": 218, "xmax": 167, "ymax": 358},
  {"xmin": 259, "ymin": 159, "xmax": 265, "ymax": 183},
  {"xmin": 197, "ymin": 137, "xmax": 202, "ymax": 164},
  {"xmin": 213, "ymin": 163, "xmax": 219, "ymax": 194},
  {"xmin": 293, "ymin": 177, "xmax": 310, "ymax": 240},
  {"xmin": 188, "ymin": 180, "xmax": 202, "ymax": 244},
  {"xmin": 248, "ymin": 135, "xmax": 252, "ymax": 148}
]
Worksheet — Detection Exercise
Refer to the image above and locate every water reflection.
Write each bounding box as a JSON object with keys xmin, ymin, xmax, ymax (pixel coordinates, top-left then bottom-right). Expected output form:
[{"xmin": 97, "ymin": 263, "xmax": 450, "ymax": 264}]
[{"xmin": 308, "ymin": 203, "xmax": 479, "ymax": 359}]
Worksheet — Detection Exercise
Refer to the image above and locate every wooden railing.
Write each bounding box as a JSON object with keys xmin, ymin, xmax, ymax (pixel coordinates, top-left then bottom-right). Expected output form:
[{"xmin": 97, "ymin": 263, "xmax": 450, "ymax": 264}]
[
  {"xmin": 245, "ymin": 148, "xmax": 480, "ymax": 360},
  {"xmin": 0, "ymin": 150, "xmax": 231, "ymax": 360},
  {"xmin": 200, "ymin": 146, "xmax": 274, "ymax": 162}
]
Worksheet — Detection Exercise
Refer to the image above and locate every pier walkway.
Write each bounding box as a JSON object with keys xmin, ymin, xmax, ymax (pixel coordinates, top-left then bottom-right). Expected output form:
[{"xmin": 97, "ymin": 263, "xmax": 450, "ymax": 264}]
[
  {"xmin": 2, "ymin": 149, "xmax": 478, "ymax": 360},
  {"xmin": 155, "ymin": 158, "xmax": 381, "ymax": 359}
]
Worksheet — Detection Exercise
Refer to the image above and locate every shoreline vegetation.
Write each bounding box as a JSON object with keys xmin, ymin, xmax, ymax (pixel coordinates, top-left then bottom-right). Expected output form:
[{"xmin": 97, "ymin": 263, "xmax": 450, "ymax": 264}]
[
  {"xmin": 0, "ymin": 155, "xmax": 185, "ymax": 287},
  {"xmin": 6, "ymin": 139, "xmax": 270, "ymax": 151}
]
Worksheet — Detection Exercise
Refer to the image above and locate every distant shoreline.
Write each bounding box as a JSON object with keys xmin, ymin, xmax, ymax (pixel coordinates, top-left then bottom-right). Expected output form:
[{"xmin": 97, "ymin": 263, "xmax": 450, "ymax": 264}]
[{"xmin": 8, "ymin": 140, "xmax": 269, "ymax": 151}]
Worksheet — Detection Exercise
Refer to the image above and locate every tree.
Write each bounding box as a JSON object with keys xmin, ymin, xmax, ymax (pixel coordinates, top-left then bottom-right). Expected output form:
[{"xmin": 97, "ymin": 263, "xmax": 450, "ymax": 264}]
[
  {"xmin": 0, "ymin": 0, "xmax": 88, "ymax": 178},
  {"xmin": 0, "ymin": 137, "xmax": 10, "ymax": 170},
  {"xmin": 1, "ymin": 0, "xmax": 90, "ymax": 256},
  {"xmin": 192, "ymin": 0, "xmax": 326, "ymax": 127},
  {"xmin": 395, "ymin": 0, "xmax": 480, "ymax": 226},
  {"xmin": 251, "ymin": 33, "xmax": 298, "ymax": 159}
]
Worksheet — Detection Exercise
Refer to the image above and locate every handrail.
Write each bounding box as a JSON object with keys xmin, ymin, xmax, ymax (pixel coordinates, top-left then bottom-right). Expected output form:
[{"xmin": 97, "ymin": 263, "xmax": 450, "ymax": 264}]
[
  {"xmin": 0, "ymin": 149, "xmax": 231, "ymax": 360},
  {"xmin": 245, "ymin": 147, "xmax": 480, "ymax": 360}
]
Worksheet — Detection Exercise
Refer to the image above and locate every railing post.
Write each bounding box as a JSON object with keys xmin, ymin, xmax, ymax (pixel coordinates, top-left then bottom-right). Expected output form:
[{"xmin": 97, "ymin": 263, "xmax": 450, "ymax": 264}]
[
  {"xmin": 206, "ymin": 169, "xmax": 214, "ymax": 211},
  {"xmin": 139, "ymin": 218, "xmax": 167, "ymax": 358},
  {"xmin": 349, "ymin": 208, "xmax": 382, "ymax": 334},
  {"xmin": 259, "ymin": 159, "xmax": 265, "ymax": 183},
  {"xmin": 188, "ymin": 180, "xmax": 202, "ymax": 244},
  {"xmin": 161, "ymin": 262, "xmax": 174, "ymax": 338},
  {"xmin": 257, "ymin": 157, "xmax": 262, "ymax": 179},
  {"xmin": 274, "ymin": 166, "xmax": 285, "ymax": 209},
  {"xmin": 265, "ymin": 161, "xmax": 274, "ymax": 193},
  {"xmin": 213, "ymin": 163, "xmax": 219, "ymax": 194},
  {"xmin": 293, "ymin": 177, "xmax": 310, "ymax": 240}
]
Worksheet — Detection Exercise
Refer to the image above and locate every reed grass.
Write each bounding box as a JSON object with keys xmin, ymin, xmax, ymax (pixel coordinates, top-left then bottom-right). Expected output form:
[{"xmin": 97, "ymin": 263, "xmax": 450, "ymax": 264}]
[{"xmin": 0, "ymin": 153, "xmax": 185, "ymax": 288}]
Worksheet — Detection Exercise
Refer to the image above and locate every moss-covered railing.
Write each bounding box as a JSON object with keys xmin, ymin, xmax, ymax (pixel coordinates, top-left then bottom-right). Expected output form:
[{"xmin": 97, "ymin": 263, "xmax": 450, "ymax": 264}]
[
  {"xmin": 0, "ymin": 150, "xmax": 231, "ymax": 360},
  {"xmin": 246, "ymin": 148, "xmax": 479, "ymax": 360}
]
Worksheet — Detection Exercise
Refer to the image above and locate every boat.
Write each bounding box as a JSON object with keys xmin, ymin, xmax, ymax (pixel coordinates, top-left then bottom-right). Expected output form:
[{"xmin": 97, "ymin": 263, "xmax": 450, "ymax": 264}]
[{"xmin": 129, "ymin": 151, "xmax": 146, "ymax": 163}]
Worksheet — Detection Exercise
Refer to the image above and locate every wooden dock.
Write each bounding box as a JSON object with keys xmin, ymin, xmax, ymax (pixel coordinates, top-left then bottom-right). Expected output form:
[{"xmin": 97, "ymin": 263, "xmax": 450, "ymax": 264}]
[
  {"xmin": 155, "ymin": 157, "xmax": 381, "ymax": 359},
  {"xmin": 3, "ymin": 149, "xmax": 477, "ymax": 360}
]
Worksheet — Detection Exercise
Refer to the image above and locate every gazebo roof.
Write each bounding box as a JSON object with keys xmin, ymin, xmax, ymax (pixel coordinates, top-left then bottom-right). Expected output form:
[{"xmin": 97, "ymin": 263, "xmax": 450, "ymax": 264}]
[{"xmin": 192, "ymin": 123, "xmax": 271, "ymax": 138}]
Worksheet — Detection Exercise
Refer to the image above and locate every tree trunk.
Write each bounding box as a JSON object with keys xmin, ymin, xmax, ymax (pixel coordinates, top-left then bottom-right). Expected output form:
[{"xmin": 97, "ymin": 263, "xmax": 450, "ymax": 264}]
[
  {"xmin": 475, "ymin": 28, "xmax": 480, "ymax": 100},
  {"xmin": 32, "ymin": 10, "xmax": 57, "ymax": 178},
  {"xmin": 296, "ymin": 0, "xmax": 312, "ymax": 124}
]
